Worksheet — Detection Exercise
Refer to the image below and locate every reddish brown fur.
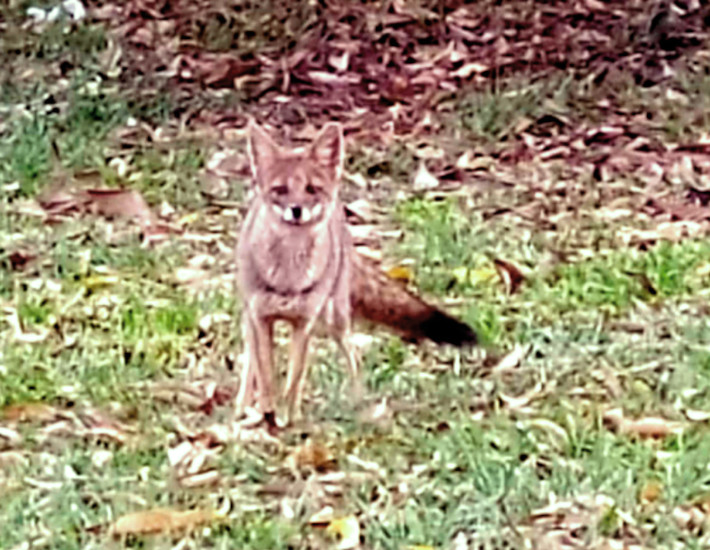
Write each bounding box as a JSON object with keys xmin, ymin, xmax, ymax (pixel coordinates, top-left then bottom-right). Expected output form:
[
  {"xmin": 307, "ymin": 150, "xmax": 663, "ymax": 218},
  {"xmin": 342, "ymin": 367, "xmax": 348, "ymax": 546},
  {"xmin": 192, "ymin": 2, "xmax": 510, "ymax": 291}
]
[
  {"xmin": 236, "ymin": 122, "xmax": 475, "ymax": 427},
  {"xmin": 350, "ymin": 253, "xmax": 476, "ymax": 347}
]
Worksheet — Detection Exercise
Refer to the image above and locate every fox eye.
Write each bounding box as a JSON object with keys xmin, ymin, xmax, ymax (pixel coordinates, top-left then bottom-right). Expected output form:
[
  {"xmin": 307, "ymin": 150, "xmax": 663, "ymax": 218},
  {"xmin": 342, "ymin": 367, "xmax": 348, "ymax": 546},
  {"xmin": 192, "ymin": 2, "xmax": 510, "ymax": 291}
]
[
  {"xmin": 270, "ymin": 186, "xmax": 288, "ymax": 196},
  {"xmin": 305, "ymin": 184, "xmax": 320, "ymax": 195}
]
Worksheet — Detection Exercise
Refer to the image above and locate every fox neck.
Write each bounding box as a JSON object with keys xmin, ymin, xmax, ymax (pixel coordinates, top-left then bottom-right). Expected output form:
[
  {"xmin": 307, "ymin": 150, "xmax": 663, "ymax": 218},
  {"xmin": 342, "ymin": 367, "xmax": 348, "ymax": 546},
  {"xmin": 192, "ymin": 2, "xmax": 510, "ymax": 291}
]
[{"xmin": 246, "ymin": 195, "xmax": 341, "ymax": 295}]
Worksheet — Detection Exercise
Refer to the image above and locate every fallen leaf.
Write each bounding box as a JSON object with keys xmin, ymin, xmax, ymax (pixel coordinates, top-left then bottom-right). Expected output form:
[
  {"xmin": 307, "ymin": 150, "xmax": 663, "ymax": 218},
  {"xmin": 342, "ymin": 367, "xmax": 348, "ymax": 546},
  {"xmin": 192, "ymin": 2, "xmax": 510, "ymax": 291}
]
[
  {"xmin": 466, "ymin": 265, "xmax": 498, "ymax": 285},
  {"xmin": 309, "ymin": 506, "xmax": 335, "ymax": 527},
  {"xmin": 38, "ymin": 186, "xmax": 159, "ymax": 230},
  {"xmin": 413, "ymin": 162, "xmax": 439, "ymax": 191},
  {"xmin": 357, "ymin": 398, "xmax": 393, "ymax": 427},
  {"xmin": 455, "ymin": 152, "xmax": 495, "ymax": 171},
  {"xmin": 493, "ymin": 258, "xmax": 526, "ymax": 294},
  {"xmin": 327, "ymin": 50, "xmax": 350, "ymax": 72},
  {"xmin": 109, "ymin": 508, "xmax": 219, "ymax": 537},
  {"xmin": 452, "ymin": 61, "xmax": 489, "ymax": 79},
  {"xmin": 174, "ymin": 267, "xmax": 210, "ymax": 285},
  {"xmin": 178, "ymin": 212, "xmax": 200, "ymax": 226},
  {"xmin": 639, "ymin": 480, "xmax": 663, "ymax": 504},
  {"xmin": 1, "ymin": 403, "xmax": 57, "ymax": 422},
  {"xmin": 344, "ymin": 199, "xmax": 379, "ymax": 222},
  {"xmin": 83, "ymin": 188, "xmax": 155, "ymax": 225},
  {"xmin": 326, "ymin": 515, "xmax": 360, "ymax": 549},
  {"xmin": 603, "ymin": 409, "xmax": 684, "ymax": 439},
  {"xmin": 82, "ymin": 274, "xmax": 120, "ymax": 291},
  {"xmin": 0, "ymin": 426, "xmax": 22, "ymax": 445},
  {"xmin": 5, "ymin": 250, "xmax": 37, "ymax": 271},
  {"xmin": 685, "ymin": 409, "xmax": 710, "ymax": 422},
  {"xmin": 672, "ymin": 504, "xmax": 707, "ymax": 532},
  {"xmin": 180, "ymin": 470, "xmax": 220, "ymax": 488},
  {"xmin": 499, "ymin": 382, "xmax": 544, "ymax": 412},
  {"xmin": 491, "ymin": 344, "xmax": 530, "ymax": 374},
  {"xmin": 385, "ymin": 265, "xmax": 414, "ymax": 283},
  {"xmin": 287, "ymin": 439, "xmax": 337, "ymax": 473}
]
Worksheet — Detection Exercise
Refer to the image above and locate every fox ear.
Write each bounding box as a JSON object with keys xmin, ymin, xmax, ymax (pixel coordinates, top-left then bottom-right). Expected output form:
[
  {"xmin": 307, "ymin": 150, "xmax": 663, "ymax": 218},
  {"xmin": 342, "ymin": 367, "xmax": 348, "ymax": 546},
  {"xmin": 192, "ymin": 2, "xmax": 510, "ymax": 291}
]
[
  {"xmin": 310, "ymin": 122, "xmax": 344, "ymax": 183},
  {"xmin": 247, "ymin": 121, "xmax": 279, "ymax": 187}
]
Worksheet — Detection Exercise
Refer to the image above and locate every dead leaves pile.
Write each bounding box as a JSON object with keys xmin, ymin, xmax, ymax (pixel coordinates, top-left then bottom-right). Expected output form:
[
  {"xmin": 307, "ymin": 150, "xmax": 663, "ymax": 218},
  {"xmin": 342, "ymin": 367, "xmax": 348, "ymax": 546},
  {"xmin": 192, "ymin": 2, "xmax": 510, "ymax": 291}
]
[
  {"xmin": 521, "ymin": 494, "xmax": 644, "ymax": 550},
  {"xmin": 92, "ymin": 0, "xmax": 708, "ymax": 132},
  {"xmin": 78, "ymin": 0, "xmax": 710, "ymax": 253}
]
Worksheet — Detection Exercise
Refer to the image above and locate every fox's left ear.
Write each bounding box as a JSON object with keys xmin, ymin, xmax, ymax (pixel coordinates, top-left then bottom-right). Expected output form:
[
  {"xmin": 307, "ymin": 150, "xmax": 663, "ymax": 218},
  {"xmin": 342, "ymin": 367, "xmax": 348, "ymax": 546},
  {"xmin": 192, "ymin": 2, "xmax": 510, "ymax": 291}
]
[{"xmin": 310, "ymin": 122, "xmax": 344, "ymax": 183}]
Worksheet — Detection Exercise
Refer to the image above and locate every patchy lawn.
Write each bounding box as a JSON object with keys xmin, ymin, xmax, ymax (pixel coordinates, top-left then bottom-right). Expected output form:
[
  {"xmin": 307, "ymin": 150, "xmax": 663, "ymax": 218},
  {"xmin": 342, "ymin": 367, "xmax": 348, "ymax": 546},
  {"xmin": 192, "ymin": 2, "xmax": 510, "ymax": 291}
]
[{"xmin": 3, "ymin": 1, "xmax": 710, "ymax": 548}]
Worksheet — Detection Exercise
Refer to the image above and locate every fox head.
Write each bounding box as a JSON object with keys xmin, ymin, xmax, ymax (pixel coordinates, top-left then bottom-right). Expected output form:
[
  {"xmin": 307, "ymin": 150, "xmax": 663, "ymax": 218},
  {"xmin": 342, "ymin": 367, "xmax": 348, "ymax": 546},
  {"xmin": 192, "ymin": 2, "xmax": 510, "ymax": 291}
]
[{"xmin": 247, "ymin": 121, "xmax": 344, "ymax": 227}]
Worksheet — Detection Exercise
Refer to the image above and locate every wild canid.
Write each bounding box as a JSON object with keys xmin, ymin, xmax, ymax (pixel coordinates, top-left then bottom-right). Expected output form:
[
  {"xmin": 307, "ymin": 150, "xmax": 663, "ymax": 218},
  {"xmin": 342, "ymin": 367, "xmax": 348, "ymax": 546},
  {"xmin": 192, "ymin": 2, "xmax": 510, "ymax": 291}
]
[{"xmin": 235, "ymin": 121, "xmax": 476, "ymax": 430}]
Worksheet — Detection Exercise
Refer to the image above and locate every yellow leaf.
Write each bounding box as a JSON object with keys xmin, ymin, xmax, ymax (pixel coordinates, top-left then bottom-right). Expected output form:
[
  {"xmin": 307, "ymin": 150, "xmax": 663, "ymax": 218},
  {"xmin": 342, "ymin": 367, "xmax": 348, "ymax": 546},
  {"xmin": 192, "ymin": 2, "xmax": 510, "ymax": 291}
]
[
  {"xmin": 468, "ymin": 266, "xmax": 497, "ymax": 285},
  {"xmin": 110, "ymin": 508, "xmax": 217, "ymax": 537},
  {"xmin": 386, "ymin": 265, "xmax": 414, "ymax": 283},
  {"xmin": 451, "ymin": 266, "xmax": 469, "ymax": 285},
  {"xmin": 83, "ymin": 274, "xmax": 120, "ymax": 291},
  {"xmin": 326, "ymin": 515, "xmax": 360, "ymax": 549},
  {"xmin": 178, "ymin": 212, "xmax": 200, "ymax": 226},
  {"xmin": 640, "ymin": 480, "xmax": 663, "ymax": 504}
]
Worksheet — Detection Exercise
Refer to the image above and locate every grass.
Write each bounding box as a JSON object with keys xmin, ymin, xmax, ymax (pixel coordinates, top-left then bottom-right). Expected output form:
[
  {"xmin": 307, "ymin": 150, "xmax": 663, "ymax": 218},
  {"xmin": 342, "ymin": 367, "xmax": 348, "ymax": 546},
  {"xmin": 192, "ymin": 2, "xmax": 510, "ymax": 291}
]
[{"xmin": 4, "ymin": 7, "xmax": 710, "ymax": 550}]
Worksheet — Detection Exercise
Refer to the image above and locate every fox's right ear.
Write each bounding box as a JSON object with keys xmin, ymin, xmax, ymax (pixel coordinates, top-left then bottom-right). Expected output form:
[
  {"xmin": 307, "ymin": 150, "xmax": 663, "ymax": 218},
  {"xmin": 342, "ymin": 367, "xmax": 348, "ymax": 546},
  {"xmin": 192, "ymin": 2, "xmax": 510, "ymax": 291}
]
[{"xmin": 247, "ymin": 121, "xmax": 279, "ymax": 187}]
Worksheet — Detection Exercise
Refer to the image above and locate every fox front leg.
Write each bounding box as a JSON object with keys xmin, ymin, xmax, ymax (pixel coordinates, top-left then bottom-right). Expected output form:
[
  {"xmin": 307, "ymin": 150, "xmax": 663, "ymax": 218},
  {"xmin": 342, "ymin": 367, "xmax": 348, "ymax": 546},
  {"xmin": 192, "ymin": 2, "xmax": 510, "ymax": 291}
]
[
  {"xmin": 282, "ymin": 320, "xmax": 313, "ymax": 425},
  {"xmin": 235, "ymin": 318, "xmax": 258, "ymax": 416},
  {"xmin": 242, "ymin": 311, "xmax": 278, "ymax": 431}
]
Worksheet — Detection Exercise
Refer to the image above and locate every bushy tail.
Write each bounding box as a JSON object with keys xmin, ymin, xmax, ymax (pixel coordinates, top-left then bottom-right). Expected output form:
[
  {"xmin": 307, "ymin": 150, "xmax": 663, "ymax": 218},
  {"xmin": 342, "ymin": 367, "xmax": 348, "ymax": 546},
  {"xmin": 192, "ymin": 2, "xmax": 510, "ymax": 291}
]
[{"xmin": 350, "ymin": 253, "xmax": 477, "ymax": 347}]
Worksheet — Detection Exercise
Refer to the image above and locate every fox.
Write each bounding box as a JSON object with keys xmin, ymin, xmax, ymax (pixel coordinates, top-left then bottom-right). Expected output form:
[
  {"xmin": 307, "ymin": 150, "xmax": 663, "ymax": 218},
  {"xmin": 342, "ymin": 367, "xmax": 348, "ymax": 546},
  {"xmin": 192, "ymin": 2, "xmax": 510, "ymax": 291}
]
[{"xmin": 235, "ymin": 121, "xmax": 476, "ymax": 431}]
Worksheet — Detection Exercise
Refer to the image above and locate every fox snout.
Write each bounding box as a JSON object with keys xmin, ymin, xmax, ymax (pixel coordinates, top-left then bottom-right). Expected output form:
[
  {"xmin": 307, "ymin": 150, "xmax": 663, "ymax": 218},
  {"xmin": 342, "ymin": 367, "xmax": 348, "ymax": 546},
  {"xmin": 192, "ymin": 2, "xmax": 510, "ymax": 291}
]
[{"xmin": 275, "ymin": 203, "xmax": 324, "ymax": 225}]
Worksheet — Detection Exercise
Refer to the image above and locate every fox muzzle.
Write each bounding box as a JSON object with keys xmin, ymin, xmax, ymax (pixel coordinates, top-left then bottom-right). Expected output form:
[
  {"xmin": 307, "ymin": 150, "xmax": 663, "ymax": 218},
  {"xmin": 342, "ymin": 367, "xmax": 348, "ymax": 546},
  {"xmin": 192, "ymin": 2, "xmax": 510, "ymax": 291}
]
[{"xmin": 278, "ymin": 203, "xmax": 323, "ymax": 225}]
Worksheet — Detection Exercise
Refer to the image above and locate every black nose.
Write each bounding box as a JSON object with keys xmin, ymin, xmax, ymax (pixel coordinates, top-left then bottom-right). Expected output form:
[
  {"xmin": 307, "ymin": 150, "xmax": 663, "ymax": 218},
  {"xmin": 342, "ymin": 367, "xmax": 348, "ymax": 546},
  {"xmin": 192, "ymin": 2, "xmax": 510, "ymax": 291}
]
[{"xmin": 291, "ymin": 206, "xmax": 302, "ymax": 220}]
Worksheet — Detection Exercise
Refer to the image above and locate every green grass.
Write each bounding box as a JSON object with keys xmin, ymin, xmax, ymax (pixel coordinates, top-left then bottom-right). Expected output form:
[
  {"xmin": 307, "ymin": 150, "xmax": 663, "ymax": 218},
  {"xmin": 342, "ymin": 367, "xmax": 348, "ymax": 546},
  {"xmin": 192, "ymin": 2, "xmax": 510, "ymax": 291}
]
[{"xmin": 393, "ymin": 196, "xmax": 710, "ymax": 342}]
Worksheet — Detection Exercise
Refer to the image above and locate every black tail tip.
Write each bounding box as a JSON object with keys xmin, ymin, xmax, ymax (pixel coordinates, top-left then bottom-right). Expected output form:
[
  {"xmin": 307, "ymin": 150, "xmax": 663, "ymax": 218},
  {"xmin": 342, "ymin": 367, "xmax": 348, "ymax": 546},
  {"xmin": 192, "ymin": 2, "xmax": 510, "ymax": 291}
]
[{"xmin": 420, "ymin": 310, "xmax": 477, "ymax": 347}]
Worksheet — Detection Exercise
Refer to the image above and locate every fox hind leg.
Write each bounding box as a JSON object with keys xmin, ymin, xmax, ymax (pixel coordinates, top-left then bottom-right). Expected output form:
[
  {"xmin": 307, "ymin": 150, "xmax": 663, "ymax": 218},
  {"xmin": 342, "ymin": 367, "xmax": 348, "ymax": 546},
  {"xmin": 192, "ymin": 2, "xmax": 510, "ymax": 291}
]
[{"xmin": 336, "ymin": 331, "xmax": 362, "ymax": 403}]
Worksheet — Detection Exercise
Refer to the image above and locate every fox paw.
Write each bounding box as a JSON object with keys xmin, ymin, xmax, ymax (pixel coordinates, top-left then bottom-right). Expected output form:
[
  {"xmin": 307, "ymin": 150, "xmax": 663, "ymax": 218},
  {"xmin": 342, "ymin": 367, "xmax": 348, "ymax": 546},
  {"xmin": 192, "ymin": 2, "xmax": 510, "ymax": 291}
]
[{"xmin": 262, "ymin": 411, "xmax": 281, "ymax": 435}]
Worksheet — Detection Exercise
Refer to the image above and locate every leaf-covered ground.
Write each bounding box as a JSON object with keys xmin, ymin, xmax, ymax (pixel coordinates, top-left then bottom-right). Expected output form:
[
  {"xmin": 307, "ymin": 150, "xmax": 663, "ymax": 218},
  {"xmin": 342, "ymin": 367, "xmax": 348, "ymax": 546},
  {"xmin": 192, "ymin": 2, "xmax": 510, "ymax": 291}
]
[{"xmin": 4, "ymin": 1, "xmax": 710, "ymax": 548}]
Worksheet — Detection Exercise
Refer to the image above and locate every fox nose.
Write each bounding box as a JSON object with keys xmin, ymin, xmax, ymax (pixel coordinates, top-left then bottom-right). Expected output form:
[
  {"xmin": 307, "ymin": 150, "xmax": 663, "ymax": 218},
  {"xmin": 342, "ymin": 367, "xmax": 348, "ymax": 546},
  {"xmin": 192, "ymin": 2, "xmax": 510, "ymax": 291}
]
[{"xmin": 290, "ymin": 205, "xmax": 302, "ymax": 220}]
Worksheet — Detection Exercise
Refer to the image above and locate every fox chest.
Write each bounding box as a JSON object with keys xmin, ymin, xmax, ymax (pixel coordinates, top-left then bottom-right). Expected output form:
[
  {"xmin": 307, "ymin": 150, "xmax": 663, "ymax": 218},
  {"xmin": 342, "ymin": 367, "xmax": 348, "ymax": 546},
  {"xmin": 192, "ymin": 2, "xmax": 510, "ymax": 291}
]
[
  {"xmin": 261, "ymin": 233, "xmax": 330, "ymax": 289},
  {"xmin": 240, "ymin": 214, "xmax": 340, "ymax": 293},
  {"xmin": 244, "ymin": 233, "xmax": 344, "ymax": 322}
]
